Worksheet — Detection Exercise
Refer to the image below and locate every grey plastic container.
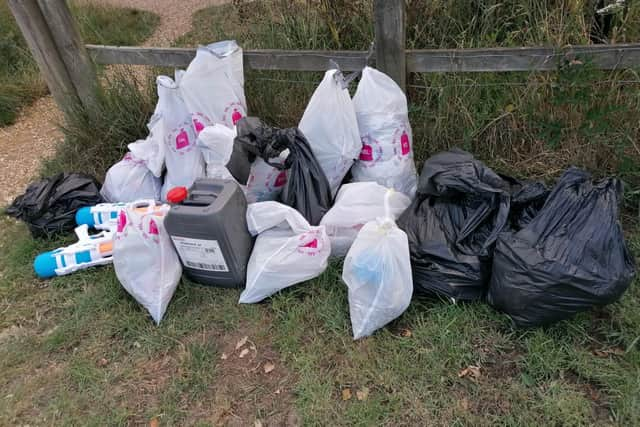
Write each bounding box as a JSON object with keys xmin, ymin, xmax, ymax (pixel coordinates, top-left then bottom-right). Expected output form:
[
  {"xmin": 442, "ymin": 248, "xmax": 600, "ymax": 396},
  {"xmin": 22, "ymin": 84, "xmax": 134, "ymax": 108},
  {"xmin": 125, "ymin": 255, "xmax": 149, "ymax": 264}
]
[{"xmin": 165, "ymin": 179, "xmax": 253, "ymax": 288}]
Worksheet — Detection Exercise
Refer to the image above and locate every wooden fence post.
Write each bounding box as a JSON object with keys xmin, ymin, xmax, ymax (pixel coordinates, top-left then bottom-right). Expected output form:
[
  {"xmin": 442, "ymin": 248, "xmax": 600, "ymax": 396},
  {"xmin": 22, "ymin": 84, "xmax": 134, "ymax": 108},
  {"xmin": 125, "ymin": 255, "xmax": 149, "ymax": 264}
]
[
  {"xmin": 37, "ymin": 0, "xmax": 99, "ymax": 112},
  {"xmin": 374, "ymin": 0, "xmax": 406, "ymax": 91},
  {"xmin": 7, "ymin": 0, "xmax": 81, "ymax": 116}
]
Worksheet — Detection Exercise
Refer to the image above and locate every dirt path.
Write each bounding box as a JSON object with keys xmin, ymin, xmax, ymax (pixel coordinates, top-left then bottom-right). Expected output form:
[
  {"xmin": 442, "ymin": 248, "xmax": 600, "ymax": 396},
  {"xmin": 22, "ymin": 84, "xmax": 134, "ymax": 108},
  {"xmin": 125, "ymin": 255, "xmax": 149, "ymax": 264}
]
[{"xmin": 0, "ymin": 0, "xmax": 225, "ymax": 205}]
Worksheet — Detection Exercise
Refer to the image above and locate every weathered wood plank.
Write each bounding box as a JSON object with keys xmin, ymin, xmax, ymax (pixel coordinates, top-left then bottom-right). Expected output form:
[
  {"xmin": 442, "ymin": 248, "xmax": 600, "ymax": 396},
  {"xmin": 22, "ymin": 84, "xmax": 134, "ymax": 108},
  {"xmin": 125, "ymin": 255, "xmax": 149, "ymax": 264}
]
[
  {"xmin": 86, "ymin": 44, "xmax": 640, "ymax": 73},
  {"xmin": 407, "ymin": 44, "xmax": 640, "ymax": 72},
  {"xmin": 374, "ymin": 0, "xmax": 406, "ymax": 90},
  {"xmin": 7, "ymin": 0, "xmax": 80, "ymax": 114},
  {"xmin": 37, "ymin": 0, "xmax": 99, "ymax": 111},
  {"xmin": 86, "ymin": 45, "xmax": 372, "ymax": 71}
]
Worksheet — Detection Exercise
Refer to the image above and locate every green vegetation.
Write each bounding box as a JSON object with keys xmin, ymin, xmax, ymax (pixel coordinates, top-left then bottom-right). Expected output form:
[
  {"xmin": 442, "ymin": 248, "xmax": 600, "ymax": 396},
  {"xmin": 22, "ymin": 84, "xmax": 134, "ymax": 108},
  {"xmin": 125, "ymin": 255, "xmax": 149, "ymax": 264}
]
[
  {"xmin": 2, "ymin": 1, "xmax": 640, "ymax": 425},
  {"xmin": 0, "ymin": 2, "xmax": 159, "ymax": 127}
]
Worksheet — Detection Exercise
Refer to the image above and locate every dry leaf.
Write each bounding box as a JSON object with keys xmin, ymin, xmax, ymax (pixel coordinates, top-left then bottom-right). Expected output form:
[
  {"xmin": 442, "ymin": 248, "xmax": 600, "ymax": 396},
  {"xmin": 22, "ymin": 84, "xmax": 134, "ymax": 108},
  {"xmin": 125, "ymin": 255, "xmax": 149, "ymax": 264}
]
[
  {"xmin": 97, "ymin": 358, "xmax": 109, "ymax": 367},
  {"xmin": 263, "ymin": 361, "xmax": 275, "ymax": 374},
  {"xmin": 341, "ymin": 388, "xmax": 352, "ymax": 401},
  {"xmin": 356, "ymin": 387, "xmax": 369, "ymax": 401},
  {"xmin": 593, "ymin": 347, "xmax": 625, "ymax": 357},
  {"xmin": 220, "ymin": 353, "xmax": 228, "ymax": 360},
  {"xmin": 399, "ymin": 328, "xmax": 412, "ymax": 337},
  {"xmin": 254, "ymin": 420, "xmax": 263, "ymax": 427},
  {"xmin": 458, "ymin": 398, "xmax": 470, "ymax": 411},
  {"xmin": 504, "ymin": 104, "xmax": 515, "ymax": 113},
  {"xmin": 149, "ymin": 417, "xmax": 160, "ymax": 427},
  {"xmin": 458, "ymin": 366, "xmax": 481, "ymax": 382},
  {"xmin": 239, "ymin": 348, "xmax": 250, "ymax": 358},
  {"xmin": 236, "ymin": 336, "xmax": 249, "ymax": 350},
  {"xmin": 569, "ymin": 59, "xmax": 583, "ymax": 66}
]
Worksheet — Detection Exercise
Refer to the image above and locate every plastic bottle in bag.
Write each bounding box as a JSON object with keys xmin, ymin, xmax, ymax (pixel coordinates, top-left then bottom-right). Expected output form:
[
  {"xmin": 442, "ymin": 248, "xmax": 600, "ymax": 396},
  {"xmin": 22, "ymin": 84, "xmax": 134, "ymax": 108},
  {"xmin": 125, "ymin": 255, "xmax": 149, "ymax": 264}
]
[
  {"xmin": 342, "ymin": 191, "xmax": 413, "ymax": 339},
  {"xmin": 320, "ymin": 182, "xmax": 411, "ymax": 257},
  {"xmin": 351, "ymin": 67, "xmax": 417, "ymax": 198},
  {"xmin": 299, "ymin": 69, "xmax": 361, "ymax": 197}
]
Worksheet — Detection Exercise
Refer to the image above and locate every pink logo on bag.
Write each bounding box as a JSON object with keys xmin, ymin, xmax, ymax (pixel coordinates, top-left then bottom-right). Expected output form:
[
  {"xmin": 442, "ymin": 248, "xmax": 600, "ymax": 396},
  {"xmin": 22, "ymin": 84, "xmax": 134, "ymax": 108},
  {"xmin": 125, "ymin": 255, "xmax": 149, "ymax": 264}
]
[
  {"xmin": 274, "ymin": 171, "xmax": 287, "ymax": 187},
  {"xmin": 297, "ymin": 230, "xmax": 324, "ymax": 256},
  {"xmin": 392, "ymin": 125, "xmax": 412, "ymax": 159},
  {"xmin": 231, "ymin": 108, "xmax": 243, "ymax": 125},
  {"xmin": 117, "ymin": 211, "xmax": 127, "ymax": 233},
  {"xmin": 400, "ymin": 131, "xmax": 410, "ymax": 155},
  {"xmin": 175, "ymin": 128, "xmax": 190, "ymax": 150},
  {"xmin": 148, "ymin": 219, "xmax": 159, "ymax": 235},
  {"xmin": 358, "ymin": 135, "xmax": 383, "ymax": 167},
  {"xmin": 193, "ymin": 117, "xmax": 205, "ymax": 134},
  {"xmin": 359, "ymin": 144, "xmax": 374, "ymax": 161},
  {"xmin": 223, "ymin": 102, "xmax": 246, "ymax": 127}
]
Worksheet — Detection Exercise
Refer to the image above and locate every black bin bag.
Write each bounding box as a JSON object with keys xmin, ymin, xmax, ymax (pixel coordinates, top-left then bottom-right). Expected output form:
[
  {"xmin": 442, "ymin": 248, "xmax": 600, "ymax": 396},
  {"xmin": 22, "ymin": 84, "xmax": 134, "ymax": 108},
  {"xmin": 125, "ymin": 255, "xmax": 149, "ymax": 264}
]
[
  {"xmin": 487, "ymin": 167, "xmax": 636, "ymax": 327},
  {"xmin": 397, "ymin": 149, "xmax": 510, "ymax": 302},
  {"xmin": 234, "ymin": 117, "xmax": 332, "ymax": 225},
  {"xmin": 6, "ymin": 173, "xmax": 103, "ymax": 238}
]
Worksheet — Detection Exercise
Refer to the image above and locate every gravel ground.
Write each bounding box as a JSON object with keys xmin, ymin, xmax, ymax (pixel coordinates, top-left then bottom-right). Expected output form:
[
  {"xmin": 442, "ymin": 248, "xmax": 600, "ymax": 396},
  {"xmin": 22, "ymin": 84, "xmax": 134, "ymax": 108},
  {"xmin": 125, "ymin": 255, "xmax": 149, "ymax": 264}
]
[{"xmin": 0, "ymin": 0, "xmax": 226, "ymax": 205}]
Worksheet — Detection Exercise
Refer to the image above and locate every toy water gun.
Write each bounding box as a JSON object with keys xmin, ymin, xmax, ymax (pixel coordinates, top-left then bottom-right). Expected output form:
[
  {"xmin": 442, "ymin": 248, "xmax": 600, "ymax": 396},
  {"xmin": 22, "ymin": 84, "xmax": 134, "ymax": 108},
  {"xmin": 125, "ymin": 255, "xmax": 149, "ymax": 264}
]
[
  {"xmin": 75, "ymin": 202, "xmax": 166, "ymax": 230},
  {"xmin": 34, "ymin": 225, "xmax": 113, "ymax": 279},
  {"xmin": 75, "ymin": 202, "xmax": 127, "ymax": 230}
]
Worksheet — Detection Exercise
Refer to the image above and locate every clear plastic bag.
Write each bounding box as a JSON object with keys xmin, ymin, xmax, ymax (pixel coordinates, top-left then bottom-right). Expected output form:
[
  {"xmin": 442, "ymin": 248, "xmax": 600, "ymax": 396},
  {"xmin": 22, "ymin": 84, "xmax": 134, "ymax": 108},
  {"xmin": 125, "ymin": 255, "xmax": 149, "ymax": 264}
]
[
  {"xmin": 342, "ymin": 191, "xmax": 413, "ymax": 339},
  {"xmin": 299, "ymin": 69, "xmax": 361, "ymax": 197},
  {"xmin": 351, "ymin": 67, "xmax": 417, "ymax": 198},
  {"xmin": 113, "ymin": 200, "xmax": 181, "ymax": 324},
  {"xmin": 100, "ymin": 152, "xmax": 161, "ymax": 202},
  {"xmin": 320, "ymin": 182, "xmax": 411, "ymax": 257},
  {"xmin": 239, "ymin": 201, "xmax": 330, "ymax": 303}
]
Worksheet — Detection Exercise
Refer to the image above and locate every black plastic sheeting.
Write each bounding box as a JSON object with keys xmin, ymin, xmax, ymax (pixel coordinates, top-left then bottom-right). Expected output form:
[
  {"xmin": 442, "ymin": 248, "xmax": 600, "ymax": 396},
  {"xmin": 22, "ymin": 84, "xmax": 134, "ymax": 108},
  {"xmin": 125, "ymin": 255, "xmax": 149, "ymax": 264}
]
[
  {"xmin": 487, "ymin": 167, "xmax": 636, "ymax": 327},
  {"xmin": 7, "ymin": 173, "xmax": 103, "ymax": 238},
  {"xmin": 234, "ymin": 117, "xmax": 332, "ymax": 225},
  {"xmin": 397, "ymin": 149, "xmax": 511, "ymax": 302}
]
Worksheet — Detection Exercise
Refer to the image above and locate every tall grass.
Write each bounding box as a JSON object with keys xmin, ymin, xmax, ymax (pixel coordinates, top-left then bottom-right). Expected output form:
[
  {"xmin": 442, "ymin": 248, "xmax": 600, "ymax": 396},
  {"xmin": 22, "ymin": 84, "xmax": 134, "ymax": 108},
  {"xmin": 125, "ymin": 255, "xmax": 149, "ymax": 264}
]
[{"xmin": 0, "ymin": 2, "xmax": 159, "ymax": 127}]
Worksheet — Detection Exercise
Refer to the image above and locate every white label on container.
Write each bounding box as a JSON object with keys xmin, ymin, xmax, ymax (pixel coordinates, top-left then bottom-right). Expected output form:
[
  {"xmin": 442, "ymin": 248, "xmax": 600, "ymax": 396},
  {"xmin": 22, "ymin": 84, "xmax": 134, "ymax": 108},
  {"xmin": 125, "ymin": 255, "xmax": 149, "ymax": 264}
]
[{"xmin": 171, "ymin": 236, "xmax": 229, "ymax": 272}]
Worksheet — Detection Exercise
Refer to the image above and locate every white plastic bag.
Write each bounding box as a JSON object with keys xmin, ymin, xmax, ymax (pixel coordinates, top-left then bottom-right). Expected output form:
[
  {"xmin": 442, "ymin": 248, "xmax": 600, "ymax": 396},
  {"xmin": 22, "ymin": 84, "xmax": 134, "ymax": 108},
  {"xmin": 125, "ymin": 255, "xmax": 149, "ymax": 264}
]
[
  {"xmin": 100, "ymin": 152, "xmax": 162, "ymax": 203},
  {"xmin": 351, "ymin": 67, "xmax": 417, "ymax": 198},
  {"xmin": 299, "ymin": 69, "xmax": 361, "ymax": 197},
  {"xmin": 154, "ymin": 76, "xmax": 205, "ymax": 200},
  {"xmin": 197, "ymin": 124, "xmax": 237, "ymax": 180},
  {"xmin": 113, "ymin": 201, "xmax": 182, "ymax": 324},
  {"xmin": 342, "ymin": 192, "xmax": 413, "ymax": 339},
  {"xmin": 245, "ymin": 158, "xmax": 288, "ymax": 203},
  {"xmin": 180, "ymin": 40, "xmax": 247, "ymax": 131},
  {"xmin": 239, "ymin": 201, "xmax": 330, "ymax": 303},
  {"xmin": 320, "ymin": 182, "xmax": 411, "ymax": 257}
]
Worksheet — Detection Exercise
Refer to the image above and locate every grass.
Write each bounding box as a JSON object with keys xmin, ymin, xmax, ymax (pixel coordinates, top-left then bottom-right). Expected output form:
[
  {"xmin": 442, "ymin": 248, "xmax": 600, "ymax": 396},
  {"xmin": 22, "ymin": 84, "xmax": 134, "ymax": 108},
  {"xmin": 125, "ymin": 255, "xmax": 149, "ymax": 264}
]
[
  {"xmin": 2, "ymin": 0, "xmax": 640, "ymax": 425},
  {"xmin": 0, "ymin": 1, "xmax": 159, "ymax": 127}
]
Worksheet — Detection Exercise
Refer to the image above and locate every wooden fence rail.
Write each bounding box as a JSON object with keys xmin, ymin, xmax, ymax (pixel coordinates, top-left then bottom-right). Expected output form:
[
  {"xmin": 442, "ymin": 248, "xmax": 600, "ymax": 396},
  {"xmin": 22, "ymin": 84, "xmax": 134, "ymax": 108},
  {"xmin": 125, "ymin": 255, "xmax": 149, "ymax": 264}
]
[{"xmin": 9, "ymin": 0, "xmax": 640, "ymax": 119}]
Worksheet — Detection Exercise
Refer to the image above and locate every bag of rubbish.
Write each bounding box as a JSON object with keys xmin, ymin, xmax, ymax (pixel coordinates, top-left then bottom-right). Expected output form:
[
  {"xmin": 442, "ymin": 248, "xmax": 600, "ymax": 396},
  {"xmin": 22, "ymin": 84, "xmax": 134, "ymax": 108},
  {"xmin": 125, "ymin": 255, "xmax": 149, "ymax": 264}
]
[
  {"xmin": 100, "ymin": 151, "xmax": 162, "ymax": 202},
  {"xmin": 239, "ymin": 201, "xmax": 330, "ymax": 303},
  {"xmin": 197, "ymin": 124, "xmax": 237, "ymax": 180},
  {"xmin": 299, "ymin": 69, "xmax": 361, "ymax": 196},
  {"xmin": 487, "ymin": 167, "xmax": 636, "ymax": 327},
  {"xmin": 397, "ymin": 149, "xmax": 510, "ymax": 302},
  {"xmin": 113, "ymin": 200, "xmax": 181, "ymax": 324},
  {"xmin": 499, "ymin": 174, "xmax": 549, "ymax": 231},
  {"xmin": 179, "ymin": 40, "xmax": 247, "ymax": 131},
  {"xmin": 351, "ymin": 66, "xmax": 417, "ymax": 198},
  {"xmin": 245, "ymin": 158, "xmax": 288, "ymax": 203},
  {"xmin": 320, "ymin": 182, "xmax": 411, "ymax": 257},
  {"xmin": 342, "ymin": 191, "xmax": 413, "ymax": 339},
  {"xmin": 7, "ymin": 173, "xmax": 103, "ymax": 238},
  {"xmin": 153, "ymin": 76, "xmax": 205, "ymax": 200},
  {"xmin": 234, "ymin": 117, "xmax": 332, "ymax": 224}
]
